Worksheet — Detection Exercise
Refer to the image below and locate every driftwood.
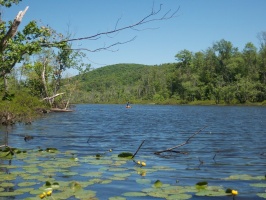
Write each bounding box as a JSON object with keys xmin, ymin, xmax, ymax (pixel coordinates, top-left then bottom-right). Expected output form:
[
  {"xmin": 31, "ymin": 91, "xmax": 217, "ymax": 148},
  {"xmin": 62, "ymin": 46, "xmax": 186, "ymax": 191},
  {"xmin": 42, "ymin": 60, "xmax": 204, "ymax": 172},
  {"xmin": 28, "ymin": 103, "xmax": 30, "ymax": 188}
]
[
  {"xmin": 154, "ymin": 126, "xmax": 207, "ymax": 155},
  {"xmin": 50, "ymin": 108, "xmax": 73, "ymax": 112}
]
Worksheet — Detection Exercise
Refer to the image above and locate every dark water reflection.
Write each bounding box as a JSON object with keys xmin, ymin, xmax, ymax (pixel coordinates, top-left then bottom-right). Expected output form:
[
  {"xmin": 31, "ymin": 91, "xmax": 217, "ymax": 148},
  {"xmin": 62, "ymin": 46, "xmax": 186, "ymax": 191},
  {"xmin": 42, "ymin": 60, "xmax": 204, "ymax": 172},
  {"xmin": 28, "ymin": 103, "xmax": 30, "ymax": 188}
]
[{"xmin": 1, "ymin": 104, "xmax": 266, "ymax": 199}]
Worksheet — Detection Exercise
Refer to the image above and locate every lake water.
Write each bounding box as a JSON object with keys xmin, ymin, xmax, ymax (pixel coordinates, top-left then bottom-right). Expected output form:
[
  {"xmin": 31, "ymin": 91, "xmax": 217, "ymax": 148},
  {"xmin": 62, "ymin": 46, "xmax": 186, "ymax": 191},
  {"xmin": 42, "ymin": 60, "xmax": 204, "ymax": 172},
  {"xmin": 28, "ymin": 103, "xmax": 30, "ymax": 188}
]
[{"xmin": 1, "ymin": 104, "xmax": 266, "ymax": 199}]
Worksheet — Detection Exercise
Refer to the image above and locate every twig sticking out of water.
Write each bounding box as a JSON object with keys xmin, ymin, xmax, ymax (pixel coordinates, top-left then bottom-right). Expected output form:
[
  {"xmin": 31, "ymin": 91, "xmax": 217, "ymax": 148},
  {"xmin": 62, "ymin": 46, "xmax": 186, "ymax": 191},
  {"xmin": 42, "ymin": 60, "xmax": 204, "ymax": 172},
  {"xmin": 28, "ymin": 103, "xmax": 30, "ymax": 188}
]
[
  {"xmin": 154, "ymin": 126, "xmax": 207, "ymax": 155},
  {"xmin": 132, "ymin": 140, "xmax": 145, "ymax": 159},
  {"xmin": 198, "ymin": 157, "xmax": 204, "ymax": 169},
  {"xmin": 213, "ymin": 153, "xmax": 217, "ymax": 162}
]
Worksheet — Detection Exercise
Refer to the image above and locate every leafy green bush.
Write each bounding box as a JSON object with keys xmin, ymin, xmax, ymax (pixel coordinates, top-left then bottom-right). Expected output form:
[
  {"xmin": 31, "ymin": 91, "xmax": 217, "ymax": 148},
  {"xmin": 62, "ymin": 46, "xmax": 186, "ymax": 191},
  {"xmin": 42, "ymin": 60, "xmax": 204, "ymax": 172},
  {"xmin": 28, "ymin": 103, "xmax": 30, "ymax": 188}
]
[{"xmin": 0, "ymin": 91, "xmax": 48, "ymax": 125}]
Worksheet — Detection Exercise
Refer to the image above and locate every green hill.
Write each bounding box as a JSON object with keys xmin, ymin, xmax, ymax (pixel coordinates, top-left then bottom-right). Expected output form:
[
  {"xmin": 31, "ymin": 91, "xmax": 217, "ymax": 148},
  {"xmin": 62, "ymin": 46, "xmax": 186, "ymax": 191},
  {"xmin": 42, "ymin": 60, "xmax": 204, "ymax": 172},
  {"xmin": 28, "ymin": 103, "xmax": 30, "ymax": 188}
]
[
  {"xmin": 81, "ymin": 63, "xmax": 150, "ymax": 92},
  {"xmin": 69, "ymin": 54, "xmax": 266, "ymax": 105},
  {"xmin": 71, "ymin": 63, "xmax": 176, "ymax": 104}
]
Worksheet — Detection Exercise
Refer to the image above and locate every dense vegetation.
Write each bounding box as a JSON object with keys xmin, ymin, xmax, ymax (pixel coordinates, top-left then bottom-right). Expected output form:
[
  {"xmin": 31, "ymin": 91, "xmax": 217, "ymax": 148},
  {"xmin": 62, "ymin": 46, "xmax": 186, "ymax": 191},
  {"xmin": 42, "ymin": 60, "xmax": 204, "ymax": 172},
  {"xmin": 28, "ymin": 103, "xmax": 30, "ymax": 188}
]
[{"xmin": 72, "ymin": 39, "xmax": 266, "ymax": 105}]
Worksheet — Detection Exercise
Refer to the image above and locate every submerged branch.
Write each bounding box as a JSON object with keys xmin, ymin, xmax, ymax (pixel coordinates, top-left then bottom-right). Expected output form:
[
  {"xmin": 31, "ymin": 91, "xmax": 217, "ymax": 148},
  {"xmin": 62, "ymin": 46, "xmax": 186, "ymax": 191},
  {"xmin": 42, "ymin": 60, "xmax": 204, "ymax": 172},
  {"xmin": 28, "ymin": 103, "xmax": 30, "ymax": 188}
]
[{"xmin": 154, "ymin": 126, "xmax": 207, "ymax": 155}]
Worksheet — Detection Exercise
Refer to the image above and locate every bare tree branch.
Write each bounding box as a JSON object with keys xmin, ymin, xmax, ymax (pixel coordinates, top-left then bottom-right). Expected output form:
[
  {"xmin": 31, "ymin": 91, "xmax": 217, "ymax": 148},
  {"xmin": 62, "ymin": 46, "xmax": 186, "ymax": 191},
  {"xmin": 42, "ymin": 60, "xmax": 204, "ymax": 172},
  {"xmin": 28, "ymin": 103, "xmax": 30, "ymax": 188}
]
[
  {"xmin": 132, "ymin": 140, "xmax": 145, "ymax": 159},
  {"xmin": 154, "ymin": 126, "xmax": 207, "ymax": 155},
  {"xmin": 42, "ymin": 4, "xmax": 179, "ymax": 48},
  {"xmin": 66, "ymin": 36, "xmax": 137, "ymax": 52},
  {"xmin": 42, "ymin": 92, "xmax": 64, "ymax": 101}
]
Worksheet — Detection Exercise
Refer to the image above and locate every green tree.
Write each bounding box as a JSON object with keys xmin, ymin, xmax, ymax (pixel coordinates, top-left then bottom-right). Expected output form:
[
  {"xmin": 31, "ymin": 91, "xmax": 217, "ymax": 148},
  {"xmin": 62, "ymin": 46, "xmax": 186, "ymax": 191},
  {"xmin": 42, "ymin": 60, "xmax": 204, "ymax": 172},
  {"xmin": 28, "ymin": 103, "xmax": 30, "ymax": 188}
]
[
  {"xmin": 242, "ymin": 42, "xmax": 258, "ymax": 79},
  {"xmin": 213, "ymin": 39, "xmax": 238, "ymax": 83}
]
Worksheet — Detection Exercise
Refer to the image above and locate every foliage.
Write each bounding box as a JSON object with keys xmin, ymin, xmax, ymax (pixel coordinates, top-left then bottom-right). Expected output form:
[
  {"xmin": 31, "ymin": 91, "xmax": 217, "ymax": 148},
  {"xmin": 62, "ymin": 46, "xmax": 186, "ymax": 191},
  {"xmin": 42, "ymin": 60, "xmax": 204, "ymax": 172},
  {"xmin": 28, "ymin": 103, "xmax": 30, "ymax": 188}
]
[
  {"xmin": 0, "ymin": 89, "xmax": 48, "ymax": 125},
  {"xmin": 0, "ymin": 0, "xmax": 21, "ymax": 7},
  {"xmin": 71, "ymin": 38, "xmax": 266, "ymax": 105}
]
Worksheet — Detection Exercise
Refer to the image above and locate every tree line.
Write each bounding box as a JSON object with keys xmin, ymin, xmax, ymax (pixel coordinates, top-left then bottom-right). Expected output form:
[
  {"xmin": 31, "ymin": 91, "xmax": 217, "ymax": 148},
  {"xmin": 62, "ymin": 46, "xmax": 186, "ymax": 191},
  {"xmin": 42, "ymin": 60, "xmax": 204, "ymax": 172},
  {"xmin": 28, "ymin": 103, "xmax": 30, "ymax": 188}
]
[{"xmin": 72, "ymin": 37, "xmax": 266, "ymax": 105}]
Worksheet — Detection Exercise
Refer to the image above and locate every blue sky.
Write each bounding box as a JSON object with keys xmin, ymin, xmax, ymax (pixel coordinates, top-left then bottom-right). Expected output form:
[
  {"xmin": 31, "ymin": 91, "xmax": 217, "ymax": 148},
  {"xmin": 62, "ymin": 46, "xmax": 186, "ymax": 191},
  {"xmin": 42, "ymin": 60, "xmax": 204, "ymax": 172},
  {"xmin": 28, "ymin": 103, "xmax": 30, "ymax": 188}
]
[{"xmin": 2, "ymin": 0, "xmax": 266, "ymax": 74}]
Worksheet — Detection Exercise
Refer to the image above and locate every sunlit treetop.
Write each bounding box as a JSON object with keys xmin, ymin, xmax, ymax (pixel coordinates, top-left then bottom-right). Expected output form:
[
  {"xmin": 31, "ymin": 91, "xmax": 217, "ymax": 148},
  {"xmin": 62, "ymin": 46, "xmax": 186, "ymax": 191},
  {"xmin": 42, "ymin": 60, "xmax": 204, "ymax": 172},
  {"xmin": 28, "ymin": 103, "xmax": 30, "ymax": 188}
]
[{"xmin": 0, "ymin": 0, "xmax": 21, "ymax": 7}]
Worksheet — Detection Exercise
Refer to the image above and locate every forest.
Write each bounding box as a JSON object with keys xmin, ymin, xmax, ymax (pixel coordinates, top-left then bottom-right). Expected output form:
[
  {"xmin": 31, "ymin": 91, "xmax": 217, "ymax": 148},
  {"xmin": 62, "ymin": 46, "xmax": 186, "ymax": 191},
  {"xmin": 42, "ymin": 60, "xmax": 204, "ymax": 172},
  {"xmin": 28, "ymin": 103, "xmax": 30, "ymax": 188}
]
[{"xmin": 71, "ymin": 38, "xmax": 266, "ymax": 105}]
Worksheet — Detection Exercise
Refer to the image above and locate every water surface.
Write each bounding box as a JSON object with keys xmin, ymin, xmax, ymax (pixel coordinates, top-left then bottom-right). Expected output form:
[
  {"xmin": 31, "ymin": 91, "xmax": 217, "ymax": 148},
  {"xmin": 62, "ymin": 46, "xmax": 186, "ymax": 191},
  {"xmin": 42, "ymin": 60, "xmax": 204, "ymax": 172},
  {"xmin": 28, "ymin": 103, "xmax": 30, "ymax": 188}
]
[{"xmin": 1, "ymin": 104, "xmax": 266, "ymax": 199}]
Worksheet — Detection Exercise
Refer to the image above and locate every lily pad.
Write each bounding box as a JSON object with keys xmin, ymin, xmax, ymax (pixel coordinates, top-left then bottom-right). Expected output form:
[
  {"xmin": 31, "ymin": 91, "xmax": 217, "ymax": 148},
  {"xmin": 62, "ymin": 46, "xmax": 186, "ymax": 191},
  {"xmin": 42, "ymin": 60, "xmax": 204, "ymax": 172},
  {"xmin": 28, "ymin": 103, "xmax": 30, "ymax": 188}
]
[
  {"xmin": 123, "ymin": 192, "xmax": 147, "ymax": 197},
  {"xmin": 16, "ymin": 187, "xmax": 35, "ymax": 193},
  {"xmin": 250, "ymin": 183, "xmax": 266, "ymax": 187},
  {"xmin": 118, "ymin": 152, "xmax": 133, "ymax": 158},
  {"xmin": 101, "ymin": 179, "xmax": 112, "ymax": 184},
  {"xmin": 224, "ymin": 174, "xmax": 264, "ymax": 180},
  {"xmin": 136, "ymin": 178, "xmax": 151, "ymax": 185},
  {"xmin": 257, "ymin": 193, "xmax": 266, "ymax": 198},
  {"xmin": 109, "ymin": 167, "xmax": 127, "ymax": 172},
  {"xmin": 154, "ymin": 180, "xmax": 163, "ymax": 188},
  {"xmin": 0, "ymin": 173, "xmax": 17, "ymax": 181},
  {"xmin": 74, "ymin": 189, "xmax": 96, "ymax": 199},
  {"xmin": 0, "ymin": 191, "xmax": 24, "ymax": 196},
  {"xmin": 147, "ymin": 190, "xmax": 169, "ymax": 198},
  {"xmin": 81, "ymin": 171, "xmax": 103, "ymax": 177},
  {"xmin": 195, "ymin": 186, "xmax": 227, "ymax": 196},
  {"xmin": 18, "ymin": 182, "xmax": 37, "ymax": 187},
  {"xmin": 166, "ymin": 193, "xmax": 192, "ymax": 200},
  {"xmin": 70, "ymin": 181, "xmax": 83, "ymax": 191},
  {"xmin": 0, "ymin": 182, "xmax": 15, "ymax": 187},
  {"xmin": 113, "ymin": 173, "xmax": 131, "ymax": 178},
  {"xmin": 109, "ymin": 197, "xmax": 126, "ymax": 200}
]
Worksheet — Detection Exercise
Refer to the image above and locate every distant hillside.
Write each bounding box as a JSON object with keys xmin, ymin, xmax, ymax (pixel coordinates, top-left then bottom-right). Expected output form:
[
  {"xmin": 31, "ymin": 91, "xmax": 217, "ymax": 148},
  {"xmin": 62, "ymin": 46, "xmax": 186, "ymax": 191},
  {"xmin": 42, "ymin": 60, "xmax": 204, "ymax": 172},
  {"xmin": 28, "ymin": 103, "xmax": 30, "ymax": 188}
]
[
  {"xmin": 71, "ymin": 63, "xmax": 176, "ymax": 104},
  {"xmin": 81, "ymin": 63, "xmax": 150, "ymax": 92},
  {"xmin": 69, "ymin": 59, "xmax": 266, "ymax": 105}
]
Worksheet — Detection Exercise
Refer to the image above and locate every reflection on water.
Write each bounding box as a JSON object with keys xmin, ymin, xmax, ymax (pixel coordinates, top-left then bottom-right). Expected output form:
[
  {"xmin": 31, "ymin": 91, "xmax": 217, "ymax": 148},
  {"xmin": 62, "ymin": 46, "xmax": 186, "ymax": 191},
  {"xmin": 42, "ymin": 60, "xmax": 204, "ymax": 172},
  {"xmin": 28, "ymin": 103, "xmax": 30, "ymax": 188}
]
[{"xmin": 1, "ymin": 104, "xmax": 266, "ymax": 199}]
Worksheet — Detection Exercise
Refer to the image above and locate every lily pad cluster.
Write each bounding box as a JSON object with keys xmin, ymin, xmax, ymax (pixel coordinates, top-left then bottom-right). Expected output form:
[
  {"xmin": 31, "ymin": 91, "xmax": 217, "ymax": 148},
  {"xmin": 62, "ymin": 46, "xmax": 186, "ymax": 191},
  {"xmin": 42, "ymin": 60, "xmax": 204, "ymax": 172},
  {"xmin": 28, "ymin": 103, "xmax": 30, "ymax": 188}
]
[{"xmin": 0, "ymin": 147, "xmax": 265, "ymax": 199}]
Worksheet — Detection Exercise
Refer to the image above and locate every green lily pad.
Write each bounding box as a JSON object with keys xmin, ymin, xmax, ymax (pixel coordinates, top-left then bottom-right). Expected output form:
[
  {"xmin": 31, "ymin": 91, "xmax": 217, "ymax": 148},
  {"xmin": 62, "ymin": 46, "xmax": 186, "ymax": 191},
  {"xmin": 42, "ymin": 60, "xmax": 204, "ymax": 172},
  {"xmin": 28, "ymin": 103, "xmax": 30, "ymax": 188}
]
[
  {"xmin": 166, "ymin": 193, "xmax": 192, "ymax": 200},
  {"xmin": 0, "ymin": 191, "xmax": 24, "ymax": 196},
  {"xmin": 18, "ymin": 182, "xmax": 36, "ymax": 187},
  {"xmin": 101, "ymin": 179, "xmax": 112, "ymax": 184},
  {"xmin": 112, "ymin": 160, "xmax": 127, "ymax": 166},
  {"xmin": 224, "ymin": 174, "xmax": 264, "ymax": 180},
  {"xmin": 195, "ymin": 186, "xmax": 227, "ymax": 196},
  {"xmin": 0, "ymin": 173, "xmax": 17, "ymax": 181},
  {"xmin": 109, "ymin": 176, "xmax": 126, "ymax": 181},
  {"xmin": 0, "ymin": 182, "xmax": 15, "ymax": 187},
  {"xmin": 123, "ymin": 192, "xmax": 147, "ymax": 197},
  {"xmin": 196, "ymin": 181, "xmax": 208, "ymax": 190},
  {"xmin": 89, "ymin": 159, "xmax": 113, "ymax": 165},
  {"xmin": 147, "ymin": 190, "xmax": 169, "ymax": 198},
  {"xmin": 109, "ymin": 197, "xmax": 126, "ymax": 200},
  {"xmin": 113, "ymin": 173, "xmax": 131, "ymax": 178},
  {"xmin": 81, "ymin": 171, "xmax": 103, "ymax": 177},
  {"xmin": 46, "ymin": 148, "xmax": 58, "ymax": 153},
  {"xmin": 70, "ymin": 181, "xmax": 83, "ymax": 191},
  {"xmin": 118, "ymin": 152, "xmax": 133, "ymax": 158},
  {"xmin": 196, "ymin": 181, "xmax": 208, "ymax": 186},
  {"xmin": 257, "ymin": 193, "xmax": 266, "ymax": 198},
  {"xmin": 61, "ymin": 171, "xmax": 78, "ymax": 176},
  {"xmin": 136, "ymin": 178, "xmax": 151, "ymax": 184},
  {"xmin": 250, "ymin": 183, "xmax": 266, "ymax": 187},
  {"xmin": 152, "ymin": 166, "xmax": 176, "ymax": 171},
  {"xmin": 154, "ymin": 180, "xmax": 163, "ymax": 188},
  {"xmin": 161, "ymin": 185, "xmax": 187, "ymax": 194},
  {"xmin": 109, "ymin": 167, "xmax": 127, "ymax": 172},
  {"xmin": 74, "ymin": 189, "xmax": 96, "ymax": 199},
  {"xmin": 16, "ymin": 187, "xmax": 35, "ymax": 193}
]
